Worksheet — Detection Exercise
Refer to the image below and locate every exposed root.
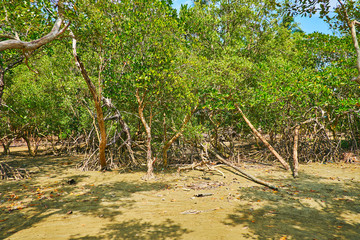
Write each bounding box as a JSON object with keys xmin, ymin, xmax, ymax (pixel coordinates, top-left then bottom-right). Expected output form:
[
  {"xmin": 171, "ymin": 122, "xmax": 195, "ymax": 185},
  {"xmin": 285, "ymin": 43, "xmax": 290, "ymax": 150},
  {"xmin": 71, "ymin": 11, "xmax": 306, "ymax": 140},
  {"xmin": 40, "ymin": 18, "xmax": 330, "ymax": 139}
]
[{"xmin": 0, "ymin": 162, "xmax": 29, "ymax": 180}]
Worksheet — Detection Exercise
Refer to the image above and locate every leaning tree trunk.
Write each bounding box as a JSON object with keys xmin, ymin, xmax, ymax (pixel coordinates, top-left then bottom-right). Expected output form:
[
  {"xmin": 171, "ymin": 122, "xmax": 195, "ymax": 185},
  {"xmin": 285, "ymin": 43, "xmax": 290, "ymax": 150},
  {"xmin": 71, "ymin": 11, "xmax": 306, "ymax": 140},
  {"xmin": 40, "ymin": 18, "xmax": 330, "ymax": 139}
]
[
  {"xmin": 235, "ymin": 104, "xmax": 291, "ymax": 171},
  {"xmin": 162, "ymin": 106, "xmax": 197, "ymax": 167},
  {"xmin": 71, "ymin": 34, "xmax": 107, "ymax": 170},
  {"xmin": 136, "ymin": 89, "xmax": 155, "ymax": 180}
]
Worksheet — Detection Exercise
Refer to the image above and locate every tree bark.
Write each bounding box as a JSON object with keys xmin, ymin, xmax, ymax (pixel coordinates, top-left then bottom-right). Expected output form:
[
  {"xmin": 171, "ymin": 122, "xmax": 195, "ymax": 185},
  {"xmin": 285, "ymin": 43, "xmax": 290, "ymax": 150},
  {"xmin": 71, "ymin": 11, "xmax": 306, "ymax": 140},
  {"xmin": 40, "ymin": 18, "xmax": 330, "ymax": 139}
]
[
  {"xmin": 235, "ymin": 104, "xmax": 291, "ymax": 171},
  {"xmin": 22, "ymin": 135, "xmax": 38, "ymax": 157},
  {"xmin": 0, "ymin": 18, "xmax": 70, "ymax": 52},
  {"xmin": 162, "ymin": 106, "xmax": 197, "ymax": 167},
  {"xmin": 71, "ymin": 35, "xmax": 107, "ymax": 170},
  {"xmin": 292, "ymin": 126, "xmax": 300, "ymax": 178},
  {"xmin": 136, "ymin": 89, "xmax": 155, "ymax": 180}
]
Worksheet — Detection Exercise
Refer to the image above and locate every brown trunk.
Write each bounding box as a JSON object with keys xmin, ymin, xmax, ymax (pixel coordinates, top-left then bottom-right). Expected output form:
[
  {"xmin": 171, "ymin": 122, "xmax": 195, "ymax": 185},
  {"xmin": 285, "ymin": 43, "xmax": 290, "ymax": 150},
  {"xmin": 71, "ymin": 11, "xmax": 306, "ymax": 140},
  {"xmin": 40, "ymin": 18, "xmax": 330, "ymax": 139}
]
[
  {"xmin": 235, "ymin": 104, "xmax": 290, "ymax": 171},
  {"xmin": 136, "ymin": 89, "xmax": 155, "ymax": 180},
  {"xmin": 95, "ymin": 100, "xmax": 107, "ymax": 169},
  {"xmin": 22, "ymin": 136, "xmax": 36, "ymax": 157},
  {"xmin": 293, "ymin": 126, "xmax": 300, "ymax": 178},
  {"xmin": 103, "ymin": 98, "xmax": 137, "ymax": 165},
  {"xmin": 2, "ymin": 140, "xmax": 12, "ymax": 155},
  {"xmin": 162, "ymin": 106, "xmax": 197, "ymax": 166},
  {"xmin": 71, "ymin": 35, "xmax": 107, "ymax": 170}
]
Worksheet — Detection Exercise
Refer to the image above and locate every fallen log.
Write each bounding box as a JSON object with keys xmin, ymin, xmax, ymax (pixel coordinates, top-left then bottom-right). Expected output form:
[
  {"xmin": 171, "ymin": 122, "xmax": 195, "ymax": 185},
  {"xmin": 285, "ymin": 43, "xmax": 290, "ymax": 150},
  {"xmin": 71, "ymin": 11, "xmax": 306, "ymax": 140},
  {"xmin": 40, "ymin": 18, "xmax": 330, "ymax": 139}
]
[{"xmin": 208, "ymin": 149, "xmax": 279, "ymax": 190}]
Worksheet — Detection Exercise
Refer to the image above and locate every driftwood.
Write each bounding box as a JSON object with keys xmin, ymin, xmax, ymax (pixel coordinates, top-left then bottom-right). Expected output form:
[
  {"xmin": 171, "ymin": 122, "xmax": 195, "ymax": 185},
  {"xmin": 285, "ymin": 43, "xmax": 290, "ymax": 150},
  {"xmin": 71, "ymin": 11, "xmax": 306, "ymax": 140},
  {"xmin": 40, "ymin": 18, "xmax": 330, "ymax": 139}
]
[
  {"xmin": 208, "ymin": 148, "xmax": 279, "ymax": 190},
  {"xmin": 235, "ymin": 104, "xmax": 290, "ymax": 171},
  {"xmin": 177, "ymin": 161, "xmax": 226, "ymax": 177}
]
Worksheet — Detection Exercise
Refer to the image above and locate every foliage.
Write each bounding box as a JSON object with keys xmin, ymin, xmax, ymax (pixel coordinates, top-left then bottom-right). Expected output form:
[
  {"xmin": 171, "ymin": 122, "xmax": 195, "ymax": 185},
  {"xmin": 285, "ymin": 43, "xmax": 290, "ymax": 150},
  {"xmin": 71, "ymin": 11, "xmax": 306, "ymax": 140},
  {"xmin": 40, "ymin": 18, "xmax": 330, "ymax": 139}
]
[{"xmin": 1, "ymin": 0, "xmax": 359, "ymax": 168}]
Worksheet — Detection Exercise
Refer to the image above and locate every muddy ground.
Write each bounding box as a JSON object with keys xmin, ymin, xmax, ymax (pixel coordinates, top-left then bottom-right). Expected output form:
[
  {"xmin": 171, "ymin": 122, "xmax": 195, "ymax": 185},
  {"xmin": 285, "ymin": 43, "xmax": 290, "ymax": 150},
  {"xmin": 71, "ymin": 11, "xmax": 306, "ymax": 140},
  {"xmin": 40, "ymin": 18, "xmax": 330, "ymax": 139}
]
[{"xmin": 0, "ymin": 148, "xmax": 359, "ymax": 240}]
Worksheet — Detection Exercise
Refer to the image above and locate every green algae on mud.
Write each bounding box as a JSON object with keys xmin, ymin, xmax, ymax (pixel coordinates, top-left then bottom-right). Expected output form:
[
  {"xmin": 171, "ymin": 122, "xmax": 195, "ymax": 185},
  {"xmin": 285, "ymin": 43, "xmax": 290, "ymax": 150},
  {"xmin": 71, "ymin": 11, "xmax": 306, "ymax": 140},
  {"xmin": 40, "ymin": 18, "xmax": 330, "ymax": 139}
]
[{"xmin": 1, "ymin": 153, "xmax": 360, "ymax": 240}]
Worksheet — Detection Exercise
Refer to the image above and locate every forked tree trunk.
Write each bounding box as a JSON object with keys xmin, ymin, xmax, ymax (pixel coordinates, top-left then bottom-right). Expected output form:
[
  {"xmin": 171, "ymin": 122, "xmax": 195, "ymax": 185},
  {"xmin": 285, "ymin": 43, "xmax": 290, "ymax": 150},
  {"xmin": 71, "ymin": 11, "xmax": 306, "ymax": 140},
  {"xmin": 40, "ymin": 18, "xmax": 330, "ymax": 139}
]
[
  {"xmin": 136, "ymin": 89, "xmax": 155, "ymax": 180},
  {"xmin": 235, "ymin": 104, "xmax": 291, "ymax": 171}
]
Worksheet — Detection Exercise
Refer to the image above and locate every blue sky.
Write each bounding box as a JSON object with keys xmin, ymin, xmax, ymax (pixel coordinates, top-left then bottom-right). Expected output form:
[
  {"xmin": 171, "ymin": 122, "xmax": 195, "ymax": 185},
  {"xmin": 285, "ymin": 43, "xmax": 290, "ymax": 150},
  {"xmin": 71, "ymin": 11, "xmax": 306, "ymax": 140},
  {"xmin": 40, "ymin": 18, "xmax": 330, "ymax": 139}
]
[{"xmin": 172, "ymin": 0, "xmax": 335, "ymax": 35}]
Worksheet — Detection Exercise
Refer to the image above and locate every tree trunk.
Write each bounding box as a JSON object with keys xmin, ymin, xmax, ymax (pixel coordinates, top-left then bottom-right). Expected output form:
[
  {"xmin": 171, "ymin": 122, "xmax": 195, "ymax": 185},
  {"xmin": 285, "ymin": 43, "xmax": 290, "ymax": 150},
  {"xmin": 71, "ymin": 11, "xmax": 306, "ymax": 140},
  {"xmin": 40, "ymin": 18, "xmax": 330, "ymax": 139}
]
[
  {"xmin": 71, "ymin": 35, "xmax": 107, "ymax": 170},
  {"xmin": 235, "ymin": 104, "xmax": 290, "ymax": 171},
  {"xmin": 2, "ymin": 141, "xmax": 12, "ymax": 155},
  {"xmin": 341, "ymin": 5, "xmax": 360, "ymax": 83},
  {"xmin": 162, "ymin": 106, "xmax": 197, "ymax": 166},
  {"xmin": 22, "ymin": 135, "xmax": 37, "ymax": 157},
  {"xmin": 103, "ymin": 97, "xmax": 137, "ymax": 165},
  {"xmin": 136, "ymin": 89, "xmax": 155, "ymax": 180},
  {"xmin": 293, "ymin": 126, "xmax": 300, "ymax": 178}
]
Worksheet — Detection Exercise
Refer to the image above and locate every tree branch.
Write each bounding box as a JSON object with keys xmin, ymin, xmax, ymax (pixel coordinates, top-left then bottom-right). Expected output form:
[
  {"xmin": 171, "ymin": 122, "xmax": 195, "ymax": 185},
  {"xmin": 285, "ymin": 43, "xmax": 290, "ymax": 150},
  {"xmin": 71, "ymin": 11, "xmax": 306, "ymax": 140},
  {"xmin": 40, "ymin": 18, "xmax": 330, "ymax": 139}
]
[{"xmin": 0, "ymin": 18, "xmax": 70, "ymax": 52}]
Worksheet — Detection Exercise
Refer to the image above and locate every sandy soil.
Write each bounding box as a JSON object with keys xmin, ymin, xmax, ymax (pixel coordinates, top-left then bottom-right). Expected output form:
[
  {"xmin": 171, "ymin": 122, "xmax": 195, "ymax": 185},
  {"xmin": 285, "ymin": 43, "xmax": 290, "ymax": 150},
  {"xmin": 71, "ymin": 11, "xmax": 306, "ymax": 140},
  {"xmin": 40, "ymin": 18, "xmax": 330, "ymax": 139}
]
[{"xmin": 0, "ymin": 151, "xmax": 359, "ymax": 240}]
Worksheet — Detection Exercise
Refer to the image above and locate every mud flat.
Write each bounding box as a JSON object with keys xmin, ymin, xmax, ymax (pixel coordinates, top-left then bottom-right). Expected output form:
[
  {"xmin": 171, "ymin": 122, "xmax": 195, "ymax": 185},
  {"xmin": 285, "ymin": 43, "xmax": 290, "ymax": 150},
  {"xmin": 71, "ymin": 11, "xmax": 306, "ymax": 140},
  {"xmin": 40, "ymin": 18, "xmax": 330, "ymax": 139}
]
[{"xmin": 1, "ymin": 154, "xmax": 359, "ymax": 239}]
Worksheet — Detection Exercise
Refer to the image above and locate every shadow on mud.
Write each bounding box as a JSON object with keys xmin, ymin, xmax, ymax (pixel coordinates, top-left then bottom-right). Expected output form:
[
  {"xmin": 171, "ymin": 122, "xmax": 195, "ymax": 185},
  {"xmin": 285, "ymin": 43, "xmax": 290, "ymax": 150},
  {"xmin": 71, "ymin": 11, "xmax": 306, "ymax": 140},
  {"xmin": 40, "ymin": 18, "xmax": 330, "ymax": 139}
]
[
  {"xmin": 224, "ymin": 172, "xmax": 360, "ymax": 239},
  {"xmin": 0, "ymin": 153, "xmax": 181, "ymax": 239},
  {"xmin": 69, "ymin": 219, "xmax": 191, "ymax": 240}
]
